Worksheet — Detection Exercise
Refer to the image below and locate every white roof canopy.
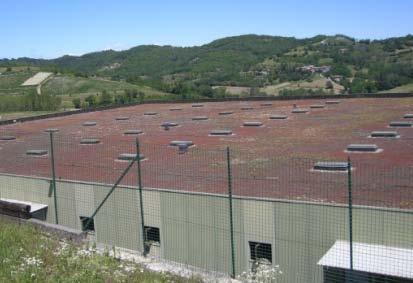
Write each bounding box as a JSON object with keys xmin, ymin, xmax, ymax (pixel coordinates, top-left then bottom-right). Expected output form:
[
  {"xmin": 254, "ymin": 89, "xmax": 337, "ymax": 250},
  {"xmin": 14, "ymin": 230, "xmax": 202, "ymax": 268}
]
[{"xmin": 318, "ymin": 240, "xmax": 413, "ymax": 279}]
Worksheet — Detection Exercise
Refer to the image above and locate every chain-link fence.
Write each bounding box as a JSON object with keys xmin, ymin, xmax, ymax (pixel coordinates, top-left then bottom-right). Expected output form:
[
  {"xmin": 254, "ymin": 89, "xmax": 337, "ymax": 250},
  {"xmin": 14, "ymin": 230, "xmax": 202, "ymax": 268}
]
[{"xmin": 0, "ymin": 131, "xmax": 412, "ymax": 282}]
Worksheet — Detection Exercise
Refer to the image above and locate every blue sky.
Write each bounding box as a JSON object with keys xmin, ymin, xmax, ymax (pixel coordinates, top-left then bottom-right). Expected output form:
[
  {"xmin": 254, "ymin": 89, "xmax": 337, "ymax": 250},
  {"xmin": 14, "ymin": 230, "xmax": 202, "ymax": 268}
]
[{"xmin": 1, "ymin": 0, "xmax": 412, "ymax": 59}]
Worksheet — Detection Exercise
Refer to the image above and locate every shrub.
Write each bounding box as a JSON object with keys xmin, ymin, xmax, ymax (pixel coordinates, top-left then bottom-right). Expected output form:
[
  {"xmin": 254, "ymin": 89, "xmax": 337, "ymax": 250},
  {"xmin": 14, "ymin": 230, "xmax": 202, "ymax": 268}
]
[{"xmin": 72, "ymin": 98, "xmax": 81, "ymax": 109}]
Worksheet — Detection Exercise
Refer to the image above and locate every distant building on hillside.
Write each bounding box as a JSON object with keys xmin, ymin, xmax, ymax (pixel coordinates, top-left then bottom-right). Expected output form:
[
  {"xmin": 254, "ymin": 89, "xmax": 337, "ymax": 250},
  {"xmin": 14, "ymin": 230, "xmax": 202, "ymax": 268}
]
[
  {"xmin": 21, "ymin": 72, "xmax": 53, "ymax": 94},
  {"xmin": 298, "ymin": 65, "xmax": 331, "ymax": 73}
]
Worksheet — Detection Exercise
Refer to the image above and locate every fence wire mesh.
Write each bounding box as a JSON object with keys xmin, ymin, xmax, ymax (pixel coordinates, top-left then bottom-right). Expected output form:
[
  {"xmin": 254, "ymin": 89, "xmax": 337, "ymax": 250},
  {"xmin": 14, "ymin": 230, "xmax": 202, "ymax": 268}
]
[{"xmin": 0, "ymin": 128, "xmax": 412, "ymax": 283}]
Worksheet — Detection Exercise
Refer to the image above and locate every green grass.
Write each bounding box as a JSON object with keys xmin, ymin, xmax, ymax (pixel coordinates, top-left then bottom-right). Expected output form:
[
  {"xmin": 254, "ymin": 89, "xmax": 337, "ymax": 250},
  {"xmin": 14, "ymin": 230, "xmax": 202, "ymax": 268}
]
[
  {"xmin": 43, "ymin": 75, "xmax": 168, "ymax": 97},
  {"xmin": 0, "ymin": 71, "xmax": 36, "ymax": 93},
  {"xmin": 382, "ymin": 83, "xmax": 413, "ymax": 93},
  {"xmin": 0, "ymin": 220, "xmax": 201, "ymax": 283}
]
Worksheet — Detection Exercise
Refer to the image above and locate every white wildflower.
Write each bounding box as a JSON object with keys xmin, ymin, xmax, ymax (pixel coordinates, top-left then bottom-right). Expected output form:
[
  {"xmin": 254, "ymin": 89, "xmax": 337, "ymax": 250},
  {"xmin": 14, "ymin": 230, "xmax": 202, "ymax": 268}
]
[{"xmin": 237, "ymin": 259, "xmax": 282, "ymax": 283}]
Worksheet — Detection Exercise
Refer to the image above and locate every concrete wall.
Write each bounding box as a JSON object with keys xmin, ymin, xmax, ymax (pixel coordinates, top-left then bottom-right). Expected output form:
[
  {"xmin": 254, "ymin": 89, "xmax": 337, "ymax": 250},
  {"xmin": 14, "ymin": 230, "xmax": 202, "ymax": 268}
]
[{"xmin": 0, "ymin": 173, "xmax": 412, "ymax": 283}]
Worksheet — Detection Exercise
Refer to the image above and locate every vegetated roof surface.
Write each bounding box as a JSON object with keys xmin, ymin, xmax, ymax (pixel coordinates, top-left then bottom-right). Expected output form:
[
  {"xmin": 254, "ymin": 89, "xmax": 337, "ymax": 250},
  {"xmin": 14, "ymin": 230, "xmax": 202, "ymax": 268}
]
[{"xmin": 1, "ymin": 97, "xmax": 413, "ymax": 209}]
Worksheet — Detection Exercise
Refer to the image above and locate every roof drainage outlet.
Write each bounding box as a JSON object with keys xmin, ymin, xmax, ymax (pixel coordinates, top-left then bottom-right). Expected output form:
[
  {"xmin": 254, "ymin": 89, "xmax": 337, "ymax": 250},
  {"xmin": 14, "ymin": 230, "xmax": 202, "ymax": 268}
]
[
  {"xmin": 82, "ymin": 121, "xmax": 97, "ymax": 126},
  {"xmin": 241, "ymin": 107, "xmax": 254, "ymax": 110},
  {"xmin": 325, "ymin": 100, "xmax": 340, "ymax": 104},
  {"xmin": 292, "ymin": 108, "xmax": 309, "ymax": 114},
  {"xmin": 144, "ymin": 112, "xmax": 158, "ymax": 116},
  {"xmin": 161, "ymin": 122, "xmax": 178, "ymax": 127},
  {"xmin": 115, "ymin": 117, "xmax": 129, "ymax": 121},
  {"xmin": 169, "ymin": 140, "xmax": 194, "ymax": 147},
  {"xmin": 219, "ymin": 111, "xmax": 234, "ymax": 115},
  {"xmin": 370, "ymin": 131, "xmax": 399, "ymax": 138},
  {"xmin": 44, "ymin": 128, "xmax": 59, "ymax": 133},
  {"xmin": 80, "ymin": 138, "xmax": 100, "ymax": 145},
  {"xmin": 243, "ymin": 121, "xmax": 263, "ymax": 127},
  {"xmin": 389, "ymin": 121, "xmax": 412, "ymax": 127},
  {"xmin": 209, "ymin": 130, "xmax": 233, "ymax": 136},
  {"xmin": 314, "ymin": 162, "xmax": 348, "ymax": 172},
  {"xmin": 192, "ymin": 116, "xmax": 208, "ymax": 121},
  {"xmin": 310, "ymin": 104, "xmax": 325, "ymax": 109},
  {"xmin": 346, "ymin": 144, "xmax": 379, "ymax": 152},
  {"xmin": 0, "ymin": 136, "xmax": 16, "ymax": 141},
  {"xmin": 269, "ymin": 115, "xmax": 288, "ymax": 120},
  {"xmin": 124, "ymin": 130, "xmax": 143, "ymax": 135},
  {"xmin": 117, "ymin": 153, "xmax": 145, "ymax": 161},
  {"xmin": 404, "ymin": 113, "xmax": 413, "ymax": 119},
  {"xmin": 26, "ymin": 149, "xmax": 48, "ymax": 156}
]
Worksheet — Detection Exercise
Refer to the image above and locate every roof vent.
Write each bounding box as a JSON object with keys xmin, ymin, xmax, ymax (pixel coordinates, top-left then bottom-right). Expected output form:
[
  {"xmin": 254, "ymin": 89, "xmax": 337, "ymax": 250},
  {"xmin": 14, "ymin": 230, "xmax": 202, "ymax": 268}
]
[
  {"xmin": 370, "ymin": 131, "xmax": 399, "ymax": 138},
  {"xmin": 192, "ymin": 116, "xmax": 208, "ymax": 121},
  {"xmin": 209, "ymin": 130, "xmax": 233, "ymax": 136},
  {"xmin": 82, "ymin": 121, "xmax": 97, "ymax": 127},
  {"xmin": 144, "ymin": 112, "xmax": 158, "ymax": 116},
  {"xmin": 389, "ymin": 121, "xmax": 412, "ymax": 127},
  {"xmin": 219, "ymin": 111, "xmax": 234, "ymax": 115},
  {"xmin": 269, "ymin": 115, "xmax": 288, "ymax": 120},
  {"xmin": 243, "ymin": 121, "xmax": 263, "ymax": 127},
  {"xmin": 192, "ymin": 104, "xmax": 204, "ymax": 108},
  {"xmin": 115, "ymin": 117, "xmax": 129, "ymax": 121},
  {"xmin": 177, "ymin": 143, "xmax": 190, "ymax": 154},
  {"xmin": 169, "ymin": 108, "xmax": 182, "ymax": 111},
  {"xmin": 347, "ymin": 144, "xmax": 379, "ymax": 152},
  {"xmin": 44, "ymin": 128, "xmax": 59, "ymax": 133},
  {"xmin": 326, "ymin": 100, "xmax": 340, "ymax": 104},
  {"xmin": 241, "ymin": 107, "xmax": 253, "ymax": 110},
  {"xmin": 117, "ymin": 153, "xmax": 145, "ymax": 161},
  {"xmin": 80, "ymin": 138, "xmax": 101, "ymax": 145},
  {"xmin": 0, "ymin": 136, "xmax": 16, "ymax": 141},
  {"xmin": 260, "ymin": 103, "xmax": 272, "ymax": 106},
  {"xmin": 26, "ymin": 149, "xmax": 48, "ymax": 156},
  {"xmin": 161, "ymin": 122, "xmax": 178, "ymax": 127},
  {"xmin": 161, "ymin": 122, "xmax": 178, "ymax": 131},
  {"xmin": 124, "ymin": 130, "xmax": 143, "ymax": 135},
  {"xmin": 310, "ymin": 104, "xmax": 325, "ymax": 109},
  {"xmin": 404, "ymin": 113, "xmax": 413, "ymax": 119},
  {"xmin": 314, "ymin": 162, "xmax": 348, "ymax": 171},
  {"xmin": 292, "ymin": 108, "xmax": 309, "ymax": 114},
  {"xmin": 169, "ymin": 140, "xmax": 194, "ymax": 147}
]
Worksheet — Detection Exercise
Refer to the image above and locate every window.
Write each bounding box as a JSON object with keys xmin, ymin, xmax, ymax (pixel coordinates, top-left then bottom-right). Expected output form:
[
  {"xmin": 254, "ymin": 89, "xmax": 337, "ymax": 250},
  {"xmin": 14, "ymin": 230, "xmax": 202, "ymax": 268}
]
[
  {"xmin": 249, "ymin": 241, "xmax": 272, "ymax": 263},
  {"xmin": 80, "ymin": 216, "xmax": 95, "ymax": 232},
  {"xmin": 144, "ymin": 226, "xmax": 160, "ymax": 244}
]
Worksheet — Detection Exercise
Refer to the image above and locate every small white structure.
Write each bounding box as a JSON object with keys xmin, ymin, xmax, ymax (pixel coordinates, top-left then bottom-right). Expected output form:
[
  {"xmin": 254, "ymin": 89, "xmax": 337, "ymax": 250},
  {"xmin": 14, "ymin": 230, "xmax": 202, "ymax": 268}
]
[
  {"xmin": 318, "ymin": 240, "xmax": 413, "ymax": 280},
  {"xmin": 21, "ymin": 72, "xmax": 53, "ymax": 94}
]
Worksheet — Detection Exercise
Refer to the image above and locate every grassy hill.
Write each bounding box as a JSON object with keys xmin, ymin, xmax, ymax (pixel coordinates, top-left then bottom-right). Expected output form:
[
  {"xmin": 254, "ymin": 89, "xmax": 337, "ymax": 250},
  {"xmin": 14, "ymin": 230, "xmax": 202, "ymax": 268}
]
[
  {"xmin": 382, "ymin": 83, "xmax": 413, "ymax": 93},
  {"xmin": 0, "ymin": 70, "xmax": 37, "ymax": 95},
  {"xmin": 0, "ymin": 71, "xmax": 171, "ymax": 120},
  {"xmin": 1, "ymin": 34, "xmax": 413, "ymax": 99}
]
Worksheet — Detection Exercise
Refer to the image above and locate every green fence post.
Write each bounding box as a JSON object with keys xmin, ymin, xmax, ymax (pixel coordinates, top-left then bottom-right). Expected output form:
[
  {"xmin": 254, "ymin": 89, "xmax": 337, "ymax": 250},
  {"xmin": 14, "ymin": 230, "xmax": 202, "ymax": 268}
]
[
  {"xmin": 347, "ymin": 157, "xmax": 353, "ymax": 270},
  {"xmin": 48, "ymin": 130, "xmax": 59, "ymax": 225},
  {"xmin": 226, "ymin": 147, "xmax": 236, "ymax": 278},
  {"xmin": 136, "ymin": 138, "xmax": 147, "ymax": 256}
]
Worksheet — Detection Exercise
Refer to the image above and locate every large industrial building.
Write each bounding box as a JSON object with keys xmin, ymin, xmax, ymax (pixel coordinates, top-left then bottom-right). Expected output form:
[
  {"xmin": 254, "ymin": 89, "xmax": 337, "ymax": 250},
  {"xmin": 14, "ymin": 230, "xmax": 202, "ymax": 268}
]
[{"xmin": 0, "ymin": 97, "xmax": 412, "ymax": 282}]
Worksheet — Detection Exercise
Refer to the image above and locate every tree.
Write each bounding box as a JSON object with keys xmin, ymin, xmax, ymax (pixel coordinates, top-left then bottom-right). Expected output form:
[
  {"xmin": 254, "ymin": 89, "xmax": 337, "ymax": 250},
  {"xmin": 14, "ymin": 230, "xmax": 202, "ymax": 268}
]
[
  {"xmin": 81, "ymin": 101, "xmax": 89, "ymax": 109},
  {"xmin": 85, "ymin": 95, "xmax": 97, "ymax": 107},
  {"xmin": 72, "ymin": 98, "xmax": 81, "ymax": 109},
  {"xmin": 325, "ymin": 80, "xmax": 334, "ymax": 89},
  {"xmin": 138, "ymin": 91, "xmax": 145, "ymax": 103},
  {"xmin": 99, "ymin": 90, "xmax": 112, "ymax": 106}
]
